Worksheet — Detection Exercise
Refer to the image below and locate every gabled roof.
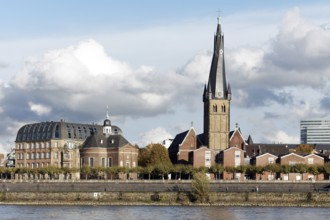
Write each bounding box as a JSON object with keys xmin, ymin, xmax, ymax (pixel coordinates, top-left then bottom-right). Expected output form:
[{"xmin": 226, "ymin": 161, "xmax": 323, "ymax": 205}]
[
  {"xmin": 280, "ymin": 152, "xmax": 305, "ymax": 159},
  {"xmin": 223, "ymin": 146, "xmax": 245, "ymax": 152},
  {"xmin": 168, "ymin": 130, "xmax": 188, "ymax": 153},
  {"xmin": 168, "ymin": 127, "xmax": 197, "ymax": 153},
  {"xmin": 229, "ymin": 127, "xmax": 247, "ymax": 145},
  {"xmin": 256, "ymin": 152, "xmax": 278, "ymax": 159},
  {"xmin": 303, "ymin": 153, "xmax": 324, "ymax": 160}
]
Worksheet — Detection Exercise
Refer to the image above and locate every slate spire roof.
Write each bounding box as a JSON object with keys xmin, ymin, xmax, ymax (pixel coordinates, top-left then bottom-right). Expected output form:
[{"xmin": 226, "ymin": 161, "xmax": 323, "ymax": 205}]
[{"xmin": 204, "ymin": 17, "xmax": 231, "ymax": 101}]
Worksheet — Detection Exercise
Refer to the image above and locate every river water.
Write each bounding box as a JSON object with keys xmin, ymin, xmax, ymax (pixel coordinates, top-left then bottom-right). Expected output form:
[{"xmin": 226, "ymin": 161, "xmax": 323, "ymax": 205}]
[{"xmin": 0, "ymin": 205, "xmax": 328, "ymax": 220}]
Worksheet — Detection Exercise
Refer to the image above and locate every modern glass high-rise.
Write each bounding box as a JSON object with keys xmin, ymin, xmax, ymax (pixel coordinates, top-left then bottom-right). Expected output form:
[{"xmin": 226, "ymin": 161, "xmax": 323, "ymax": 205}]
[{"xmin": 300, "ymin": 119, "xmax": 330, "ymax": 144}]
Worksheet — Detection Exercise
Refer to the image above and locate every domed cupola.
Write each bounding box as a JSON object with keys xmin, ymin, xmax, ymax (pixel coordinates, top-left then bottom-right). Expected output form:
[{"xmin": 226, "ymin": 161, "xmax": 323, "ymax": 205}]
[{"xmin": 103, "ymin": 107, "xmax": 112, "ymax": 137}]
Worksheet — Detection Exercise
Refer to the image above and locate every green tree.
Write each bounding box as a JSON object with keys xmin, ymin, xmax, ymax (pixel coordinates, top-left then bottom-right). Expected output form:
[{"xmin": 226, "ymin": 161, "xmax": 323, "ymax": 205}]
[
  {"xmin": 255, "ymin": 166, "xmax": 264, "ymax": 180},
  {"xmin": 143, "ymin": 165, "xmax": 154, "ymax": 180},
  {"xmin": 81, "ymin": 165, "xmax": 91, "ymax": 180},
  {"xmin": 138, "ymin": 144, "xmax": 172, "ymax": 168},
  {"xmin": 138, "ymin": 147, "xmax": 151, "ymax": 167},
  {"xmin": 308, "ymin": 165, "xmax": 320, "ymax": 180},
  {"xmin": 192, "ymin": 173, "xmax": 210, "ymax": 203},
  {"xmin": 148, "ymin": 144, "xmax": 172, "ymax": 166},
  {"xmin": 224, "ymin": 166, "xmax": 236, "ymax": 180},
  {"xmin": 264, "ymin": 164, "xmax": 280, "ymax": 180},
  {"xmin": 210, "ymin": 164, "xmax": 223, "ymax": 180},
  {"xmin": 153, "ymin": 163, "xmax": 171, "ymax": 180}
]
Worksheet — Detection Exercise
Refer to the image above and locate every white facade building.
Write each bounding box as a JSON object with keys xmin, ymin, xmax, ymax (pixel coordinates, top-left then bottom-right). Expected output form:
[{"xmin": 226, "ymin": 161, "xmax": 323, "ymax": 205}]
[{"xmin": 300, "ymin": 119, "xmax": 330, "ymax": 144}]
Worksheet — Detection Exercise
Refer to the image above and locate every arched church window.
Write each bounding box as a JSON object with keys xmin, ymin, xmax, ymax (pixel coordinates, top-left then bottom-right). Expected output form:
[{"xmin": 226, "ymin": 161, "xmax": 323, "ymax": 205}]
[{"xmin": 213, "ymin": 105, "xmax": 217, "ymax": 112}]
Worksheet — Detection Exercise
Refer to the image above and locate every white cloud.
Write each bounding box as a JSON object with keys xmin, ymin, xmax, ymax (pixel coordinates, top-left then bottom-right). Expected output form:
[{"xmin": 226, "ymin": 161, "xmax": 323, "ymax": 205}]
[
  {"xmin": 266, "ymin": 130, "xmax": 300, "ymax": 144},
  {"xmin": 28, "ymin": 102, "xmax": 51, "ymax": 116},
  {"xmin": 137, "ymin": 127, "xmax": 173, "ymax": 147}
]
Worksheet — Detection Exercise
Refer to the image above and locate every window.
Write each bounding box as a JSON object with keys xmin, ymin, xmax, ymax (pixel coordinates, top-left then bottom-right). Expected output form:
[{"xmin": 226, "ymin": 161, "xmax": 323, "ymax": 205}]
[
  {"xmin": 213, "ymin": 105, "xmax": 217, "ymax": 112},
  {"xmin": 54, "ymin": 152, "xmax": 58, "ymax": 159},
  {"xmin": 55, "ymin": 124, "xmax": 60, "ymax": 138},
  {"xmin": 47, "ymin": 142, "xmax": 51, "ymax": 148},
  {"xmin": 31, "ymin": 153, "xmax": 35, "ymax": 159},
  {"xmin": 27, "ymin": 153, "xmax": 30, "ymax": 160},
  {"xmin": 41, "ymin": 143, "xmax": 44, "ymax": 148},
  {"xmin": 102, "ymin": 158, "xmax": 106, "ymax": 167},
  {"xmin": 54, "ymin": 142, "xmax": 58, "ymax": 148},
  {"xmin": 234, "ymin": 151, "xmax": 241, "ymax": 167},
  {"xmin": 308, "ymin": 158, "xmax": 314, "ymax": 165},
  {"xmin": 21, "ymin": 153, "xmax": 24, "ymax": 160},
  {"xmin": 89, "ymin": 158, "xmax": 94, "ymax": 167},
  {"xmin": 46, "ymin": 152, "xmax": 50, "ymax": 159},
  {"xmin": 41, "ymin": 153, "xmax": 45, "ymax": 159},
  {"xmin": 268, "ymin": 157, "xmax": 274, "ymax": 164},
  {"xmin": 205, "ymin": 151, "xmax": 211, "ymax": 167},
  {"xmin": 289, "ymin": 161, "xmax": 297, "ymax": 165},
  {"xmin": 27, "ymin": 143, "xmax": 30, "ymax": 149},
  {"xmin": 36, "ymin": 143, "xmax": 39, "ymax": 148},
  {"xmin": 36, "ymin": 153, "xmax": 40, "ymax": 159},
  {"xmin": 108, "ymin": 158, "xmax": 112, "ymax": 167}
]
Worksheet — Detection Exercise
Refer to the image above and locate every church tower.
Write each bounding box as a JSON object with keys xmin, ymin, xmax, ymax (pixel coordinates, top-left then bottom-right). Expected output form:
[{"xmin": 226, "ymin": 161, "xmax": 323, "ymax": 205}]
[{"xmin": 203, "ymin": 17, "xmax": 231, "ymax": 153}]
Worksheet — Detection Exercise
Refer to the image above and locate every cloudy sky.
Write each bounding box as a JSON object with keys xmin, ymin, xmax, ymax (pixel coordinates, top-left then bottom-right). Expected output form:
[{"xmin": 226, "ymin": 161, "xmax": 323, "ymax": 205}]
[{"xmin": 1, "ymin": 0, "xmax": 330, "ymax": 153}]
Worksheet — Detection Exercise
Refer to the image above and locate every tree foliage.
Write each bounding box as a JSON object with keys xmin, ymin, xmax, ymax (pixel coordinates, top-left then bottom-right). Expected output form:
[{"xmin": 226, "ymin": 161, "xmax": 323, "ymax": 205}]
[
  {"xmin": 138, "ymin": 143, "xmax": 172, "ymax": 167},
  {"xmin": 295, "ymin": 144, "xmax": 314, "ymax": 154},
  {"xmin": 192, "ymin": 173, "xmax": 210, "ymax": 203}
]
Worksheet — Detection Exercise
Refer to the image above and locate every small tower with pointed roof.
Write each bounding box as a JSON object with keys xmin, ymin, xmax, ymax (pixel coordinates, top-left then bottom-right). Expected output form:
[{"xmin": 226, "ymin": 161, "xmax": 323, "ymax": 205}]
[
  {"xmin": 203, "ymin": 17, "xmax": 231, "ymax": 153},
  {"xmin": 103, "ymin": 107, "xmax": 112, "ymax": 137}
]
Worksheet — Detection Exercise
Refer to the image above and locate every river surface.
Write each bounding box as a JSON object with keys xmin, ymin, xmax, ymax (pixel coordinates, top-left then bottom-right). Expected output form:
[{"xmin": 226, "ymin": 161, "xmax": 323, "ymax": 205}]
[{"xmin": 0, "ymin": 205, "xmax": 328, "ymax": 220}]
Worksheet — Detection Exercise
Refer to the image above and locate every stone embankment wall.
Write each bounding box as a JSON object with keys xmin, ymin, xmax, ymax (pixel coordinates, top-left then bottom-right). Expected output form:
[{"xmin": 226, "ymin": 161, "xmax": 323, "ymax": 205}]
[
  {"xmin": 1, "ymin": 180, "xmax": 330, "ymax": 193},
  {"xmin": 1, "ymin": 180, "xmax": 330, "ymax": 206}
]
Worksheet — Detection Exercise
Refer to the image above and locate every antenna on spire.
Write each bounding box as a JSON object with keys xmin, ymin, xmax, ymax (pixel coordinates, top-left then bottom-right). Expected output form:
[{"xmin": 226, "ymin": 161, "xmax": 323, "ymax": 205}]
[{"xmin": 217, "ymin": 9, "xmax": 222, "ymax": 24}]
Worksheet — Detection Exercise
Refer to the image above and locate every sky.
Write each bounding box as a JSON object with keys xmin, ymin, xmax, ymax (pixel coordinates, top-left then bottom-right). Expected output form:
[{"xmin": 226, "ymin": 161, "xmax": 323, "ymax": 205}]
[{"xmin": 1, "ymin": 0, "xmax": 330, "ymax": 153}]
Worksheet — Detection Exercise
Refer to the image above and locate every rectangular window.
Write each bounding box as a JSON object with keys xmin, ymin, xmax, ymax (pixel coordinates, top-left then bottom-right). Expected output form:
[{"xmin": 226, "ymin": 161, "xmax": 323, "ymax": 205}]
[
  {"xmin": 289, "ymin": 161, "xmax": 297, "ymax": 165},
  {"xmin": 268, "ymin": 157, "xmax": 274, "ymax": 164},
  {"xmin": 90, "ymin": 158, "xmax": 94, "ymax": 167},
  {"xmin": 108, "ymin": 158, "xmax": 112, "ymax": 167},
  {"xmin": 54, "ymin": 152, "xmax": 58, "ymax": 159},
  {"xmin": 308, "ymin": 158, "xmax": 314, "ymax": 165},
  {"xmin": 54, "ymin": 142, "xmax": 58, "ymax": 148},
  {"xmin": 36, "ymin": 153, "xmax": 40, "ymax": 159},
  {"xmin": 235, "ymin": 151, "xmax": 241, "ymax": 167},
  {"xmin": 205, "ymin": 151, "xmax": 211, "ymax": 167},
  {"xmin": 46, "ymin": 152, "xmax": 50, "ymax": 159}
]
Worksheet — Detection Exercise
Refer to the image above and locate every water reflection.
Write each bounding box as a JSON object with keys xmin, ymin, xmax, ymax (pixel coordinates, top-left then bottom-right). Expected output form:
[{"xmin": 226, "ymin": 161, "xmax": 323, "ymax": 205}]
[{"xmin": 0, "ymin": 205, "xmax": 328, "ymax": 220}]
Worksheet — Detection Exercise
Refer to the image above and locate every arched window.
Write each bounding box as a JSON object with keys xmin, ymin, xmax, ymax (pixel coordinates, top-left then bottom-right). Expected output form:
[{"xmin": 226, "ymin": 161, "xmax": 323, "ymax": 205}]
[{"xmin": 213, "ymin": 105, "xmax": 217, "ymax": 112}]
